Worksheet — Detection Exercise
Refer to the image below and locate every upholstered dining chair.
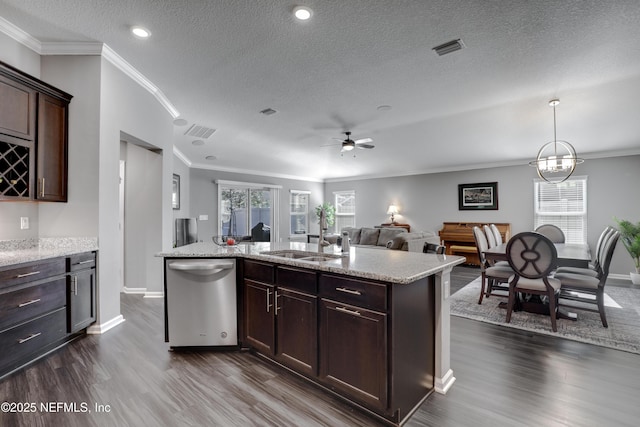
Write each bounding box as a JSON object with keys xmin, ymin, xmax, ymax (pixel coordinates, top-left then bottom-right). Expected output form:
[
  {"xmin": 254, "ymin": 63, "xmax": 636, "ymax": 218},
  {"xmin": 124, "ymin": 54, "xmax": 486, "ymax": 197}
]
[
  {"xmin": 555, "ymin": 226, "xmax": 615, "ymax": 277},
  {"xmin": 490, "ymin": 223, "xmax": 503, "ymax": 245},
  {"xmin": 484, "ymin": 225, "xmax": 497, "ymax": 248},
  {"xmin": 423, "ymin": 242, "xmax": 446, "ymax": 254},
  {"xmin": 535, "ymin": 224, "xmax": 565, "ymax": 243},
  {"xmin": 472, "ymin": 226, "xmax": 513, "ymax": 304},
  {"xmin": 505, "ymin": 232, "xmax": 561, "ymax": 332},
  {"xmin": 555, "ymin": 230, "xmax": 620, "ymax": 327}
]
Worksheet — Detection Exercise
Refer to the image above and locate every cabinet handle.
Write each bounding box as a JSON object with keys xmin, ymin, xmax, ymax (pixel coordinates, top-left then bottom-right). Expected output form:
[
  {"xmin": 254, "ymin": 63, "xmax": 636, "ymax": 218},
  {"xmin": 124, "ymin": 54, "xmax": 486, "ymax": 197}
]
[
  {"xmin": 16, "ymin": 271, "xmax": 41, "ymax": 279},
  {"xmin": 275, "ymin": 291, "xmax": 281, "ymax": 316},
  {"xmin": 266, "ymin": 288, "xmax": 272, "ymax": 313},
  {"xmin": 41, "ymin": 178, "xmax": 45, "ymax": 197},
  {"xmin": 18, "ymin": 298, "xmax": 41, "ymax": 308},
  {"xmin": 335, "ymin": 306, "xmax": 361, "ymax": 316},
  {"xmin": 336, "ymin": 287, "xmax": 362, "ymax": 296},
  {"xmin": 18, "ymin": 332, "xmax": 42, "ymax": 344},
  {"xmin": 77, "ymin": 260, "xmax": 94, "ymax": 265},
  {"xmin": 73, "ymin": 276, "xmax": 78, "ymax": 295}
]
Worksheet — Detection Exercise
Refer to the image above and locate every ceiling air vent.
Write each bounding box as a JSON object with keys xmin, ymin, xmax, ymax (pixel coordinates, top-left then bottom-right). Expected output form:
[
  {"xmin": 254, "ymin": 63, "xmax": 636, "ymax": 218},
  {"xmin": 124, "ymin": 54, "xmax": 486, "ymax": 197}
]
[
  {"xmin": 260, "ymin": 108, "xmax": 277, "ymax": 116},
  {"xmin": 433, "ymin": 39, "xmax": 465, "ymax": 56},
  {"xmin": 184, "ymin": 124, "xmax": 216, "ymax": 139}
]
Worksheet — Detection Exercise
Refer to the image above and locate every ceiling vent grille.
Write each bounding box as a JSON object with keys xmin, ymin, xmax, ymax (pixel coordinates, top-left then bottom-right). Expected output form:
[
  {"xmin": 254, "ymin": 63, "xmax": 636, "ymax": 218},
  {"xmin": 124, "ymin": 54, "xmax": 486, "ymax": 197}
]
[
  {"xmin": 184, "ymin": 124, "xmax": 216, "ymax": 139},
  {"xmin": 433, "ymin": 39, "xmax": 465, "ymax": 56},
  {"xmin": 260, "ymin": 108, "xmax": 277, "ymax": 116}
]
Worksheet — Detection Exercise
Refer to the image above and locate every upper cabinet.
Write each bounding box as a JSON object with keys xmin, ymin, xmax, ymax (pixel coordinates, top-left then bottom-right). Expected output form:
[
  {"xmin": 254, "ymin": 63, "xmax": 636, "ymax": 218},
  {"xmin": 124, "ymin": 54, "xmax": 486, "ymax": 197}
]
[{"xmin": 0, "ymin": 60, "xmax": 72, "ymax": 202}]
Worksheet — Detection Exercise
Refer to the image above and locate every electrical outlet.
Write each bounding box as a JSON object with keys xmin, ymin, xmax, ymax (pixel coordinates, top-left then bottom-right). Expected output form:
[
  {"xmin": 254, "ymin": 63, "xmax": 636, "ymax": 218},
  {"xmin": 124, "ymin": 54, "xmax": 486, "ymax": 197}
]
[{"xmin": 20, "ymin": 217, "xmax": 29, "ymax": 230}]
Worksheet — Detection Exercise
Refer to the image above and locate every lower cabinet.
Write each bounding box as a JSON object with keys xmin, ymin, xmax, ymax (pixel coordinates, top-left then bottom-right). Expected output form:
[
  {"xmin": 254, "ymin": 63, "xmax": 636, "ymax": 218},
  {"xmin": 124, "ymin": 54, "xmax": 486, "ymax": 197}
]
[
  {"xmin": 68, "ymin": 267, "xmax": 96, "ymax": 332},
  {"xmin": 275, "ymin": 288, "xmax": 317, "ymax": 376},
  {"xmin": 243, "ymin": 279, "xmax": 275, "ymax": 355},
  {"xmin": 318, "ymin": 298, "xmax": 388, "ymax": 411}
]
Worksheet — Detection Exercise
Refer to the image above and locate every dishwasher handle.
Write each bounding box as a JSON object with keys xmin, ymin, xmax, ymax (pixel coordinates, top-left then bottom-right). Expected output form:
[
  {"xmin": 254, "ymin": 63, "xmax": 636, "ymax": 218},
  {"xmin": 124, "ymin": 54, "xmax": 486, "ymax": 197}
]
[{"xmin": 168, "ymin": 261, "xmax": 235, "ymax": 275}]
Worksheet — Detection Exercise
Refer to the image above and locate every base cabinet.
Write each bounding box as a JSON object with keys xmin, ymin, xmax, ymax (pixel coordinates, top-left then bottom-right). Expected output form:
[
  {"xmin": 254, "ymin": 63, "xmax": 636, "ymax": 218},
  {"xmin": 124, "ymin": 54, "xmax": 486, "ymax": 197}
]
[
  {"xmin": 243, "ymin": 279, "xmax": 275, "ymax": 355},
  {"xmin": 318, "ymin": 298, "xmax": 388, "ymax": 411},
  {"xmin": 275, "ymin": 288, "xmax": 317, "ymax": 376},
  {"xmin": 67, "ymin": 252, "xmax": 97, "ymax": 333}
]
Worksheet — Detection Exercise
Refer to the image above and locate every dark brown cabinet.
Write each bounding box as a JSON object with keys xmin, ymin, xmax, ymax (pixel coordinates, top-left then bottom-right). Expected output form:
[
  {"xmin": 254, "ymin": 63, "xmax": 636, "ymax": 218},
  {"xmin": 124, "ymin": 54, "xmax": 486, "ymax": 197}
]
[
  {"xmin": 0, "ymin": 60, "xmax": 71, "ymax": 202},
  {"xmin": 67, "ymin": 252, "xmax": 97, "ymax": 332},
  {"xmin": 243, "ymin": 279, "xmax": 275, "ymax": 355},
  {"xmin": 37, "ymin": 94, "xmax": 68, "ymax": 201}
]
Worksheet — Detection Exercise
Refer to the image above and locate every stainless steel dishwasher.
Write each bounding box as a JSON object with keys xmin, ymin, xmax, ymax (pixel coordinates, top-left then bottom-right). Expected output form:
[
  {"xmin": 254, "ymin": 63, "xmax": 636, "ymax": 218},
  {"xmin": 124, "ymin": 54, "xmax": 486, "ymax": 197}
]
[{"xmin": 165, "ymin": 258, "xmax": 237, "ymax": 348}]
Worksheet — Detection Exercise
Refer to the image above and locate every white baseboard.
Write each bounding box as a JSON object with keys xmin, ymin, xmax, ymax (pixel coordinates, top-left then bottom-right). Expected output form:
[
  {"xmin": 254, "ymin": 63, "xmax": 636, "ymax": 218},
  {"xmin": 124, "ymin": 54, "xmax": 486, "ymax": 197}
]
[
  {"xmin": 434, "ymin": 369, "xmax": 456, "ymax": 394},
  {"xmin": 609, "ymin": 273, "xmax": 633, "ymax": 281},
  {"xmin": 122, "ymin": 287, "xmax": 147, "ymax": 294},
  {"xmin": 86, "ymin": 315, "xmax": 125, "ymax": 335},
  {"xmin": 144, "ymin": 291, "xmax": 164, "ymax": 299}
]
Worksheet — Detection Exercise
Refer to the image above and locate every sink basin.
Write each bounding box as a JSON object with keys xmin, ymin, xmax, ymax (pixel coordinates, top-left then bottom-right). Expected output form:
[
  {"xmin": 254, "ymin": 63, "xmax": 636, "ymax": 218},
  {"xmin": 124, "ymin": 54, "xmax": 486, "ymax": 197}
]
[{"xmin": 260, "ymin": 250, "xmax": 340, "ymax": 262}]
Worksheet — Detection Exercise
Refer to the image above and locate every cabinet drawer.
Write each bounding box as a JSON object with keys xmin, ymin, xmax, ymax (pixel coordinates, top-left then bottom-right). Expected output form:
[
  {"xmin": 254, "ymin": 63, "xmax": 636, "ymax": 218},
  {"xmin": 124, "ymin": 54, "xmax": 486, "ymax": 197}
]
[
  {"xmin": 244, "ymin": 260, "xmax": 274, "ymax": 284},
  {"xmin": 319, "ymin": 274, "xmax": 387, "ymax": 312},
  {"xmin": 0, "ymin": 308, "xmax": 67, "ymax": 371},
  {"xmin": 0, "ymin": 258, "xmax": 66, "ymax": 290},
  {"xmin": 67, "ymin": 252, "xmax": 96, "ymax": 271},
  {"xmin": 0, "ymin": 277, "xmax": 66, "ymax": 331},
  {"xmin": 276, "ymin": 266, "xmax": 317, "ymax": 294}
]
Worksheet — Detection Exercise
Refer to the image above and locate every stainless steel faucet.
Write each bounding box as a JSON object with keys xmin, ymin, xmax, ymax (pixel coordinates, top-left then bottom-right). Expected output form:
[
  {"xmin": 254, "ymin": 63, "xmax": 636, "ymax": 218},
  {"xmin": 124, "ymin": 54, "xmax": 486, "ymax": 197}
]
[{"xmin": 318, "ymin": 208, "xmax": 330, "ymax": 253}]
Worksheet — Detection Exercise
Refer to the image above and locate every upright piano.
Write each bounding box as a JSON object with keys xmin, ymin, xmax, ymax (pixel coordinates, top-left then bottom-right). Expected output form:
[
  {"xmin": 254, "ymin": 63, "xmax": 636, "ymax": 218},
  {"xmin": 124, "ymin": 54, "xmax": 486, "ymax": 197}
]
[{"xmin": 438, "ymin": 222, "xmax": 511, "ymax": 266}]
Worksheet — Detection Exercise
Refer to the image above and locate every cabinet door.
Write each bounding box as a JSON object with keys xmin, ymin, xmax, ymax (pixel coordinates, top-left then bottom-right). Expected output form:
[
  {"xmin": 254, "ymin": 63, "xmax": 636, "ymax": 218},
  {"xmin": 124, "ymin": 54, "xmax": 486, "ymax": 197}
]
[
  {"xmin": 275, "ymin": 288, "xmax": 317, "ymax": 376},
  {"xmin": 243, "ymin": 280, "xmax": 275, "ymax": 355},
  {"xmin": 319, "ymin": 299, "xmax": 388, "ymax": 411},
  {"xmin": 37, "ymin": 93, "xmax": 68, "ymax": 202},
  {"xmin": 68, "ymin": 268, "xmax": 96, "ymax": 333},
  {"xmin": 0, "ymin": 75, "xmax": 37, "ymax": 142}
]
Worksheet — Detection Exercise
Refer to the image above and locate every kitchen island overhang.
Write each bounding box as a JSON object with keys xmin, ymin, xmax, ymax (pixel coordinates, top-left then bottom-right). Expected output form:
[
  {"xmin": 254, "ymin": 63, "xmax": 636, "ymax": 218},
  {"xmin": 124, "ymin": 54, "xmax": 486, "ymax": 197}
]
[{"xmin": 158, "ymin": 242, "xmax": 465, "ymax": 425}]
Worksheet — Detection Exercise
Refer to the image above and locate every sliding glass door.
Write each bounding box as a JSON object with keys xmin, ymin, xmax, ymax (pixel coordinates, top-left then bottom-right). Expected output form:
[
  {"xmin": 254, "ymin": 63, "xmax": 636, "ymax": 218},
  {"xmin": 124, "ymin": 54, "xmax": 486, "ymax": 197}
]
[{"xmin": 218, "ymin": 183, "xmax": 277, "ymax": 242}]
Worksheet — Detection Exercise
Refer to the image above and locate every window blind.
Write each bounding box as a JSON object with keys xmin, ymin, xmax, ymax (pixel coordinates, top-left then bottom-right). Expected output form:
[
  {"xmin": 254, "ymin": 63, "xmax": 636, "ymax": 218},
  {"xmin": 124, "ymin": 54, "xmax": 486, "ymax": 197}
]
[{"xmin": 534, "ymin": 176, "xmax": 587, "ymax": 244}]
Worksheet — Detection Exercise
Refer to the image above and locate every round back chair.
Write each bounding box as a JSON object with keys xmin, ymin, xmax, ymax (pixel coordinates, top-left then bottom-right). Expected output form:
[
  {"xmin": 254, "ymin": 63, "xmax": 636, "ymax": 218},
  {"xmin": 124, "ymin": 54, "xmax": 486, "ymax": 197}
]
[{"xmin": 534, "ymin": 224, "xmax": 565, "ymax": 243}]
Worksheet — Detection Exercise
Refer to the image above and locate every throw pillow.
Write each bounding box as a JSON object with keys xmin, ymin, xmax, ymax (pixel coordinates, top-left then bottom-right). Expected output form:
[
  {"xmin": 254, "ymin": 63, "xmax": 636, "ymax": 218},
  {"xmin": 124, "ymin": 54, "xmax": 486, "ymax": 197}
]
[
  {"xmin": 377, "ymin": 227, "xmax": 407, "ymax": 246},
  {"xmin": 387, "ymin": 234, "xmax": 408, "ymax": 249},
  {"xmin": 359, "ymin": 228, "xmax": 380, "ymax": 245}
]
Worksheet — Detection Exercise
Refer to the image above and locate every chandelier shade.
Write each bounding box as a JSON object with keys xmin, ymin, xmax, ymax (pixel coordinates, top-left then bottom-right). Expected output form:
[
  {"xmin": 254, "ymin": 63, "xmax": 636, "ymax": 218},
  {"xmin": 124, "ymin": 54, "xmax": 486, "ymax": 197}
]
[{"xmin": 529, "ymin": 99, "xmax": 583, "ymax": 183}]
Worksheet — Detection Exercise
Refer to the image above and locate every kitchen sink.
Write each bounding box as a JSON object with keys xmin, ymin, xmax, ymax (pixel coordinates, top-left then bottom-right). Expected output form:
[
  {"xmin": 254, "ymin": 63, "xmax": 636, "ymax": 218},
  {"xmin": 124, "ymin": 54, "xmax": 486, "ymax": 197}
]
[{"xmin": 260, "ymin": 250, "xmax": 340, "ymax": 262}]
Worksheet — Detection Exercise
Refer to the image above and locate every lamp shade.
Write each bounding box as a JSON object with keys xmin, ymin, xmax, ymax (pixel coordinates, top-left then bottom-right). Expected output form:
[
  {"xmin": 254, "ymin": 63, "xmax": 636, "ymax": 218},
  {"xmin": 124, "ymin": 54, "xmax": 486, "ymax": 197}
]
[{"xmin": 387, "ymin": 205, "xmax": 398, "ymax": 215}]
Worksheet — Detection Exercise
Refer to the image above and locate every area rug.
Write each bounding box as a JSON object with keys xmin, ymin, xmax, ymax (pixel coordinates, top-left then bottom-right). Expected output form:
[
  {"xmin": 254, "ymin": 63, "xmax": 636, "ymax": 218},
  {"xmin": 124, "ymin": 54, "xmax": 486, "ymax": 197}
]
[{"xmin": 450, "ymin": 277, "xmax": 640, "ymax": 355}]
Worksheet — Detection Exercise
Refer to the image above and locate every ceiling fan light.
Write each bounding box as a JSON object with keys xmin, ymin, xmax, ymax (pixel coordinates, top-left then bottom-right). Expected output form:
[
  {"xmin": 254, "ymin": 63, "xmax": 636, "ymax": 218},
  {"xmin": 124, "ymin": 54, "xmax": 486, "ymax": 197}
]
[{"xmin": 343, "ymin": 144, "xmax": 355, "ymax": 151}]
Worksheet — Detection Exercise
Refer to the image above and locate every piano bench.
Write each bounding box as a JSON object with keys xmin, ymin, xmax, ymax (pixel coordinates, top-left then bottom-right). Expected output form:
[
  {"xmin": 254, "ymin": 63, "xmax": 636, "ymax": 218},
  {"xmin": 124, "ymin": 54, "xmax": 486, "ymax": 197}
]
[{"xmin": 450, "ymin": 245, "xmax": 477, "ymax": 254}]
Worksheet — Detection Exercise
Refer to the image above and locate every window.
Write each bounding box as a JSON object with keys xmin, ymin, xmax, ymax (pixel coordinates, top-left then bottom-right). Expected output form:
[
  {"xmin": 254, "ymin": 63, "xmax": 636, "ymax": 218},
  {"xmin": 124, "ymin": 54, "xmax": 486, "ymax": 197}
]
[
  {"xmin": 334, "ymin": 190, "xmax": 356, "ymax": 231},
  {"xmin": 534, "ymin": 176, "xmax": 587, "ymax": 244},
  {"xmin": 290, "ymin": 190, "xmax": 310, "ymax": 235},
  {"xmin": 217, "ymin": 180, "xmax": 280, "ymax": 242}
]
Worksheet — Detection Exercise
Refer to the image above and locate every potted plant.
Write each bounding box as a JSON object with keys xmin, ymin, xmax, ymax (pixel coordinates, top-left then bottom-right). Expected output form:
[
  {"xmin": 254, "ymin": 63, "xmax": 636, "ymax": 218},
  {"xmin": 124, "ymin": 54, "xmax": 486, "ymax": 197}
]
[
  {"xmin": 615, "ymin": 218, "xmax": 640, "ymax": 284},
  {"xmin": 315, "ymin": 202, "xmax": 335, "ymax": 230}
]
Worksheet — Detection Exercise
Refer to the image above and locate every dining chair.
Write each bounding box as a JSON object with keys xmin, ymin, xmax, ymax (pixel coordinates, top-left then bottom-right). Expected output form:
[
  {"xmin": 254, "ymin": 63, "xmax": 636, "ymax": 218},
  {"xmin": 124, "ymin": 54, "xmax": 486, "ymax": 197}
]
[
  {"xmin": 555, "ymin": 226, "xmax": 615, "ymax": 277},
  {"xmin": 423, "ymin": 242, "xmax": 446, "ymax": 254},
  {"xmin": 505, "ymin": 232, "xmax": 561, "ymax": 332},
  {"xmin": 490, "ymin": 223, "xmax": 503, "ymax": 245},
  {"xmin": 484, "ymin": 225, "xmax": 497, "ymax": 248},
  {"xmin": 555, "ymin": 230, "xmax": 620, "ymax": 327},
  {"xmin": 535, "ymin": 224, "xmax": 565, "ymax": 243},
  {"xmin": 472, "ymin": 226, "xmax": 513, "ymax": 304}
]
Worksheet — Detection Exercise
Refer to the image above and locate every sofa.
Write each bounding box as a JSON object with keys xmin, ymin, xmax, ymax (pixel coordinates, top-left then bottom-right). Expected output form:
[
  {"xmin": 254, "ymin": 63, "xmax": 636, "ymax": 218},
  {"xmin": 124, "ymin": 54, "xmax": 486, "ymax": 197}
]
[{"xmin": 339, "ymin": 227, "xmax": 440, "ymax": 252}]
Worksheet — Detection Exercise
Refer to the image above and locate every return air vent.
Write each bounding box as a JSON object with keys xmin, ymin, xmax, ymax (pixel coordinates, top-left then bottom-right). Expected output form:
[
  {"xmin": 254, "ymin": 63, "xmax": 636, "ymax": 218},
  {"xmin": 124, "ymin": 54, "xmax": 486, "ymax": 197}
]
[
  {"xmin": 184, "ymin": 124, "xmax": 216, "ymax": 139},
  {"xmin": 260, "ymin": 108, "xmax": 277, "ymax": 116},
  {"xmin": 433, "ymin": 39, "xmax": 465, "ymax": 56}
]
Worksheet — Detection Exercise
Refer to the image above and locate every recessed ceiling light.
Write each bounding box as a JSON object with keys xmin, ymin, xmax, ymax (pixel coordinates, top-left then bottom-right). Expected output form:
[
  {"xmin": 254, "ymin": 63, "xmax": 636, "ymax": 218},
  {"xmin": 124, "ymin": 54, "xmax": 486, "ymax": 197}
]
[
  {"xmin": 192, "ymin": 140, "xmax": 204, "ymax": 146},
  {"xmin": 293, "ymin": 6, "xmax": 313, "ymax": 21},
  {"xmin": 173, "ymin": 118, "xmax": 188, "ymax": 126},
  {"xmin": 131, "ymin": 26, "xmax": 151, "ymax": 39},
  {"xmin": 205, "ymin": 155, "xmax": 217, "ymax": 161}
]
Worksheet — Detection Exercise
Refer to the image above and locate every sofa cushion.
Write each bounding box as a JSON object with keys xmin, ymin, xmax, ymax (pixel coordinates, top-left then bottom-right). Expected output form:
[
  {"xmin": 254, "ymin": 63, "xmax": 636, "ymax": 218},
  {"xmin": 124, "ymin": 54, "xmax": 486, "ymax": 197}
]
[
  {"xmin": 377, "ymin": 227, "xmax": 407, "ymax": 246},
  {"xmin": 341, "ymin": 227, "xmax": 361, "ymax": 244},
  {"xmin": 359, "ymin": 227, "xmax": 380, "ymax": 245}
]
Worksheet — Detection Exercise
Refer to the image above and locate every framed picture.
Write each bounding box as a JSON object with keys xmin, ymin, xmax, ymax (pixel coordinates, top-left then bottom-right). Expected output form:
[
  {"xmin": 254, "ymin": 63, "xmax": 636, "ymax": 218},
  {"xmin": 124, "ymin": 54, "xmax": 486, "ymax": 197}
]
[
  {"xmin": 172, "ymin": 174, "xmax": 180, "ymax": 210},
  {"xmin": 458, "ymin": 182, "xmax": 498, "ymax": 210}
]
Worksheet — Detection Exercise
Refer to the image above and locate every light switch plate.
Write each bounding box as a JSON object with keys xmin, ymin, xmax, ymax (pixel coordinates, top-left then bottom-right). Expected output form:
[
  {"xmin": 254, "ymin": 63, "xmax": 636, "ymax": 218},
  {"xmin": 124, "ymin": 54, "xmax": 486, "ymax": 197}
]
[
  {"xmin": 198, "ymin": 215, "xmax": 208, "ymax": 221},
  {"xmin": 20, "ymin": 217, "xmax": 29, "ymax": 230}
]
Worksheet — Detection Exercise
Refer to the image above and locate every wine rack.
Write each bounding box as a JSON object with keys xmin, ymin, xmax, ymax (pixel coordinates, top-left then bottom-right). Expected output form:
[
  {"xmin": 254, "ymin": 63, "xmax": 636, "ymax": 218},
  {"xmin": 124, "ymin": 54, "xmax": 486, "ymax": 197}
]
[{"xmin": 0, "ymin": 141, "xmax": 31, "ymax": 198}]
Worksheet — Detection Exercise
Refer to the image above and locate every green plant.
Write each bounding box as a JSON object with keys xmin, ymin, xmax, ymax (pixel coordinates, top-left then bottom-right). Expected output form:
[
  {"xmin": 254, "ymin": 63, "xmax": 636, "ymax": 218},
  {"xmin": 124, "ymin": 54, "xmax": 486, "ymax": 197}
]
[
  {"xmin": 615, "ymin": 218, "xmax": 640, "ymax": 273},
  {"xmin": 315, "ymin": 203, "xmax": 335, "ymax": 228}
]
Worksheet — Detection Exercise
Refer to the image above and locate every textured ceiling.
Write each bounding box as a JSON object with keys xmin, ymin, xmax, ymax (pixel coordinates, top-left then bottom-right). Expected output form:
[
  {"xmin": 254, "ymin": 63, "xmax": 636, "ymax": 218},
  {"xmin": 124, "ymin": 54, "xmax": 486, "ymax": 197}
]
[{"xmin": 1, "ymin": 0, "xmax": 640, "ymax": 181}]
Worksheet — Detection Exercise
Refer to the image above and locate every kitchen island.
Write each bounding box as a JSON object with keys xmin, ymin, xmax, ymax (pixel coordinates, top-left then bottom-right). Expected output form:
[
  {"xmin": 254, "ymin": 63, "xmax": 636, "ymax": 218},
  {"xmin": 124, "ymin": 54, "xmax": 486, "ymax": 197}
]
[{"xmin": 159, "ymin": 241, "xmax": 465, "ymax": 425}]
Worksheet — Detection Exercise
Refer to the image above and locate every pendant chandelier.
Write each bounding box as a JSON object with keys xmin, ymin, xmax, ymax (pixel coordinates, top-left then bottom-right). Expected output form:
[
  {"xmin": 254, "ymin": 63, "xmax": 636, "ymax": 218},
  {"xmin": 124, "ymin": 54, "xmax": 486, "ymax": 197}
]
[{"xmin": 529, "ymin": 99, "xmax": 583, "ymax": 183}]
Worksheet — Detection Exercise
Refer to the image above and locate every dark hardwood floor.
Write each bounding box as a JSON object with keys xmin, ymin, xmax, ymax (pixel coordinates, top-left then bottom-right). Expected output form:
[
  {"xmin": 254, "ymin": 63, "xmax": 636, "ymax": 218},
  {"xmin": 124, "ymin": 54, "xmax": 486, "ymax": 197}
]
[{"xmin": 1, "ymin": 266, "xmax": 639, "ymax": 427}]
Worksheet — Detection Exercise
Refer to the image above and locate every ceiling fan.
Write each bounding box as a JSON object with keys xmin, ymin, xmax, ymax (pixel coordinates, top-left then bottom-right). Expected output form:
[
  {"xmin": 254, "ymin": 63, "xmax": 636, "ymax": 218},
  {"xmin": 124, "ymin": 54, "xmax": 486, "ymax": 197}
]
[{"xmin": 325, "ymin": 131, "xmax": 375, "ymax": 155}]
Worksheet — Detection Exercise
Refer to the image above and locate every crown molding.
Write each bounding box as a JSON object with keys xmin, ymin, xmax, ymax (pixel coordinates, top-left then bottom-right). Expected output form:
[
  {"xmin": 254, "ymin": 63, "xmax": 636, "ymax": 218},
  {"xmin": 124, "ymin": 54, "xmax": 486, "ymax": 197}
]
[
  {"xmin": 40, "ymin": 41, "xmax": 104, "ymax": 55},
  {"xmin": 189, "ymin": 161, "xmax": 324, "ymax": 183},
  {"xmin": 173, "ymin": 147, "xmax": 192, "ymax": 167},
  {"xmin": 0, "ymin": 16, "xmax": 41, "ymax": 52}
]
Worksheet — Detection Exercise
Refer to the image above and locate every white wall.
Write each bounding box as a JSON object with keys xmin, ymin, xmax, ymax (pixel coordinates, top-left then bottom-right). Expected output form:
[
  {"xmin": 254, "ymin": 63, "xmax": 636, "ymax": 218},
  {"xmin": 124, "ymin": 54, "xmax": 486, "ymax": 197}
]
[
  {"xmin": 325, "ymin": 154, "xmax": 640, "ymax": 276},
  {"xmin": 188, "ymin": 168, "xmax": 324, "ymax": 243}
]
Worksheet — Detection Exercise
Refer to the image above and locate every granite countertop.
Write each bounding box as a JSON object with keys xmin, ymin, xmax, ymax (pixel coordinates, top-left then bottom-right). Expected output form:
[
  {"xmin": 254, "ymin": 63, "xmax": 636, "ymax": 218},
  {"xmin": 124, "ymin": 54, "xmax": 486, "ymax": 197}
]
[
  {"xmin": 0, "ymin": 237, "xmax": 99, "ymax": 268},
  {"xmin": 158, "ymin": 241, "xmax": 465, "ymax": 284}
]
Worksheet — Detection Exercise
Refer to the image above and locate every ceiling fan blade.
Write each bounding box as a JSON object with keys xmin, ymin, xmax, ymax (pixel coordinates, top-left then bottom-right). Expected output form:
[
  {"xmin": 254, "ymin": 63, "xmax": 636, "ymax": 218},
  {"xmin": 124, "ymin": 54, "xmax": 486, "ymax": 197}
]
[
  {"xmin": 356, "ymin": 144, "xmax": 375, "ymax": 149},
  {"xmin": 354, "ymin": 138, "xmax": 373, "ymax": 144},
  {"xmin": 320, "ymin": 142, "xmax": 341, "ymax": 147}
]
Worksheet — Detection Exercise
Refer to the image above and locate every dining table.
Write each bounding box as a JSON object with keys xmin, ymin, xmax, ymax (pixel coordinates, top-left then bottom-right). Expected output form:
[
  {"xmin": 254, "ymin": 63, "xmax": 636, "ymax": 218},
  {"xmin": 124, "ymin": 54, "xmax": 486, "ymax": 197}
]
[{"xmin": 483, "ymin": 241, "xmax": 592, "ymax": 320}]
